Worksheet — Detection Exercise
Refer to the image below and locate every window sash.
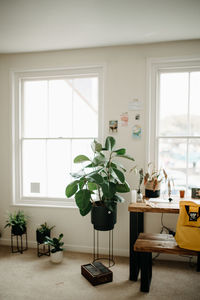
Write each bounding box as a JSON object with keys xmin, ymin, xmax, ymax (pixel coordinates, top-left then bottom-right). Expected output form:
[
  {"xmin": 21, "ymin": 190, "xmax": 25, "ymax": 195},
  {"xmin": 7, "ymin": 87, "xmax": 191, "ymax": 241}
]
[
  {"xmin": 12, "ymin": 66, "xmax": 103, "ymax": 206},
  {"xmin": 147, "ymin": 57, "xmax": 200, "ymax": 196}
]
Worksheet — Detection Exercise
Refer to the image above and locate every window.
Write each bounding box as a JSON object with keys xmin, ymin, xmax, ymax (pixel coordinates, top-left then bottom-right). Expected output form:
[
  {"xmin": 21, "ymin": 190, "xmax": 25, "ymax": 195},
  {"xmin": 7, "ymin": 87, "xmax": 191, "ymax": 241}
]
[
  {"xmin": 12, "ymin": 67, "xmax": 103, "ymax": 207},
  {"xmin": 147, "ymin": 58, "xmax": 200, "ymax": 196}
]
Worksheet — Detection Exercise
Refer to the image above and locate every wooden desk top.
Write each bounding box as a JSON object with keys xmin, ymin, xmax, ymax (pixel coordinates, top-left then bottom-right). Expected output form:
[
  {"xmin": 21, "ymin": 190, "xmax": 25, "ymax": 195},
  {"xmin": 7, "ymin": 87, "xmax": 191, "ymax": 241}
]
[{"xmin": 128, "ymin": 201, "xmax": 179, "ymax": 214}]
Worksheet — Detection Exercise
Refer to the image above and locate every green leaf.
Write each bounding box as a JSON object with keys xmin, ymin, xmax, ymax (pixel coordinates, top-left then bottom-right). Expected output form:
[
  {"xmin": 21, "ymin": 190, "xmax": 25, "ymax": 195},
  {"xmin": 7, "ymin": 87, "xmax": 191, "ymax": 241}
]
[
  {"xmin": 88, "ymin": 182, "xmax": 98, "ymax": 191},
  {"xmin": 114, "ymin": 148, "xmax": 126, "ymax": 155},
  {"xmin": 114, "ymin": 194, "xmax": 125, "ymax": 203},
  {"xmin": 101, "ymin": 182, "xmax": 116, "ymax": 198},
  {"xmin": 87, "ymin": 173, "xmax": 104, "ymax": 184},
  {"xmin": 58, "ymin": 233, "xmax": 64, "ymax": 240},
  {"xmin": 65, "ymin": 181, "xmax": 78, "ymax": 197},
  {"xmin": 112, "ymin": 167, "xmax": 125, "ymax": 183},
  {"xmin": 91, "ymin": 140, "xmax": 102, "ymax": 153},
  {"xmin": 112, "ymin": 161, "xmax": 126, "ymax": 172},
  {"xmin": 115, "ymin": 154, "xmax": 135, "ymax": 161},
  {"xmin": 74, "ymin": 155, "xmax": 90, "ymax": 163},
  {"xmin": 85, "ymin": 163, "xmax": 96, "ymax": 168},
  {"xmin": 79, "ymin": 178, "xmax": 85, "ymax": 190},
  {"xmin": 105, "ymin": 136, "xmax": 116, "ymax": 151},
  {"xmin": 70, "ymin": 172, "xmax": 83, "ymax": 178},
  {"xmin": 75, "ymin": 189, "xmax": 91, "ymax": 211},
  {"xmin": 93, "ymin": 154, "xmax": 106, "ymax": 165},
  {"xmin": 80, "ymin": 201, "xmax": 92, "ymax": 216},
  {"xmin": 116, "ymin": 181, "xmax": 130, "ymax": 193}
]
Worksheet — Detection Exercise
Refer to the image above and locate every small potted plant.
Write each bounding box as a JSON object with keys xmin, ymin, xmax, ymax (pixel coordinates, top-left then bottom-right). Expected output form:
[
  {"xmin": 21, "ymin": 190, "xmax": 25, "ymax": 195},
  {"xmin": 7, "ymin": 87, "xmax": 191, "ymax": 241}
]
[
  {"xmin": 44, "ymin": 233, "xmax": 64, "ymax": 263},
  {"xmin": 144, "ymin": 163, "xmax": 167, "ymax": 198},
  {"xmin": 36, "ymin": 222, "xmax": 55, "ymax": 244},
  {"xmin": 5, "ymin": 210, "xmax": 28, "ymax": 235},
  {"xmin": 65, "ymin": 136, "xmax": 135, "ymax": 231}
]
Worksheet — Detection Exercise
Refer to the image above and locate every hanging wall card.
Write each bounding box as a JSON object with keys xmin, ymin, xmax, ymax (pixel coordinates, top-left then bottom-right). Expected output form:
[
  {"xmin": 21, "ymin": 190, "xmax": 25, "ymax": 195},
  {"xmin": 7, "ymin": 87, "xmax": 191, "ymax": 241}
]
[
  {"xmin": 132, "ymin": 124, "xmax": 141, "ymax": 139},
  {"xmin": 120, "ymin": 112, "xmax": 128, "ymax": 126},
  {"xmin": 109, "ymin": 120, "xmax": 118, "ymax": 133},
  {"xmin": 128, "ymin": 98, "xmax": 142, "ymax": 111}
]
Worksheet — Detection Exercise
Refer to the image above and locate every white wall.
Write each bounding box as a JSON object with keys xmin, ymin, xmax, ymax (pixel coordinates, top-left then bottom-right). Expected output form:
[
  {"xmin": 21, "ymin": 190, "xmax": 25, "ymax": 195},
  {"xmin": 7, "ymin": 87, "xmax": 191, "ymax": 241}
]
[{"xmin": 0, "ymin": 40, "xmax": 200, "ymax": 257}]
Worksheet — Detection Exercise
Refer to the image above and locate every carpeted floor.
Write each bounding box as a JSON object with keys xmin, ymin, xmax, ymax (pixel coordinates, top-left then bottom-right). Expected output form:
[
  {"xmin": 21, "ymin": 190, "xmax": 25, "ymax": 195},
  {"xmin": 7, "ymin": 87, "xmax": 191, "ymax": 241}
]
[{"xmin": 0, "ymin": 245, "xmax": 199, "ymax": 300}]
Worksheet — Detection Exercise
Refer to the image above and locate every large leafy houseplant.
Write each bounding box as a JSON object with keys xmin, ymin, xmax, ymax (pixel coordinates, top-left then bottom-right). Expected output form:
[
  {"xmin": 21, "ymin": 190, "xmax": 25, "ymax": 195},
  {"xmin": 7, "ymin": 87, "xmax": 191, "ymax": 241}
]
[{"xmin": 65, "ymin": 136, "xmax": 134, "ymax": 227}]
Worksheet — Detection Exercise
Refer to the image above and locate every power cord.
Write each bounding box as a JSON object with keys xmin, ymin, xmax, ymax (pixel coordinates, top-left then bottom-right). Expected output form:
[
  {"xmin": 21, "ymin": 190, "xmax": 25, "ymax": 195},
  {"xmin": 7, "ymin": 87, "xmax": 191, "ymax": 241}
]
[
  {"xmin": 153, "ymin": 213, "xmax": 175, "ymax": 261},
  {"xmin": 160, "ymin": 213, "xmax": 176, "ymax": 236},
  {"xmin": 158, "ymin": 214, "xmax": 195, "ymax": 269}
]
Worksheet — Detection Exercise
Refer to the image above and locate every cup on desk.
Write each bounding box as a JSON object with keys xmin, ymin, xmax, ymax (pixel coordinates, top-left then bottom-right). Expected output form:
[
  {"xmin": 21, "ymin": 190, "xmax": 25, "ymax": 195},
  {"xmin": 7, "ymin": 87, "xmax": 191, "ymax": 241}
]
[
  {"xmin": 131, "ymin": 190, "xmax": 137, "ymax": 203},
  {"xmin": 179, "ymin": 190, "xmax": 185, "ymax": 198}
]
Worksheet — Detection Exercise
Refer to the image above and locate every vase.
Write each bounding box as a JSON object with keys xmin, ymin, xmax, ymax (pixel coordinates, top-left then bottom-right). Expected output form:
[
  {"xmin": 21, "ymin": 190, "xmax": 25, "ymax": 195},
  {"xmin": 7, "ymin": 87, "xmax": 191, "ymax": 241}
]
[
  {"xmin": 36, "ymin": 229, "xmax": 50, "ymax": 244},
  {"xmin": 50, "ymin": 250, "xmax": 63, "ymax": 263},
  {"xmin": 11, "ymin": 225, "xmax": 26, "ymax": 236},
  {"xmin": 91, "ymin": 202, "xmax": 117, "ymax": 231},
  {"xmin": 145, "ymin": 181, "xmax": 161, "ymax": 198}
]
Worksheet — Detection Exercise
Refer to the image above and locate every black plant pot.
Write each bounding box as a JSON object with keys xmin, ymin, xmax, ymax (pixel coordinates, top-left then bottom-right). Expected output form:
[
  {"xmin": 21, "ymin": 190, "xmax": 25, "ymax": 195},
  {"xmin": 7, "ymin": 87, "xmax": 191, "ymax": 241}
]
[
  {"xmin": 145, "ymin": 189, "xmax": 160, "ymax": 198},
  {"xmin": 11, "ymin": 225, "xmax": 26, "ymax": 236},
  {"xmin": 36, "ymin": 229, "xmax": 50, "ymax": 244},
  {"xmin": 91, "ymin": 203, "xmax": 117, "ymax": 231}
]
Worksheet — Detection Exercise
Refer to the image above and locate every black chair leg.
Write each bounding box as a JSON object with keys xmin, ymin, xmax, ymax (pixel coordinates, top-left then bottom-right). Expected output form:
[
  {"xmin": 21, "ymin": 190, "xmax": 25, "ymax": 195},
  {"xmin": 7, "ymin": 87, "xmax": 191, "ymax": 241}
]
[
  {"xmin": 197, "ymin": 253, "xmax": 200, "ymax": 272},
  {"xmin": 140, "ymin": 252, "xmax": 152, "ymax": 293}
]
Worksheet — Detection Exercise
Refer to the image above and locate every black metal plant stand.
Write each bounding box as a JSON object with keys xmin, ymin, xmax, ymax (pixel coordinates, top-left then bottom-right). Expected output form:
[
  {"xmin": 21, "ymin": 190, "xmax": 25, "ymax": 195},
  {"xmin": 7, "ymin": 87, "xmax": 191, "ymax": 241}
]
[
  {"xmin": 37, "ymin": 242, "xmax": 50, "ymax": 257},
  {"xmin": 93, "ymin": 229, "xmax": 115, "ymax": 267},
  {"xmin": 11, "ymin": 232, "xmax": 28, "ymax": 254}
]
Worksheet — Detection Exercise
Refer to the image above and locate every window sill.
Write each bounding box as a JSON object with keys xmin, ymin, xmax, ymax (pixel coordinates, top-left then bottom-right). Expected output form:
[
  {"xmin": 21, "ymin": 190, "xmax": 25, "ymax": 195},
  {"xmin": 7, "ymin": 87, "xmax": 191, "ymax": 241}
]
[{"xmin": 11, "ymin": 198, "xmax": 77, "ymax": 209}]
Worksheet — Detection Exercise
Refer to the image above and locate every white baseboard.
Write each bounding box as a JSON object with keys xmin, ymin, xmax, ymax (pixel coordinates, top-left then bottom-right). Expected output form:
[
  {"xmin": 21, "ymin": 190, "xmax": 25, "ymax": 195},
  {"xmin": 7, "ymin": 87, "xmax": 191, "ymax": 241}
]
[
  {"xmin": 0, "ymin": 238, "xmax": 129, "ymax": 257},
  {"xmin": 0, "ymin": 238, "xmax": 197, "ymax": 263}
]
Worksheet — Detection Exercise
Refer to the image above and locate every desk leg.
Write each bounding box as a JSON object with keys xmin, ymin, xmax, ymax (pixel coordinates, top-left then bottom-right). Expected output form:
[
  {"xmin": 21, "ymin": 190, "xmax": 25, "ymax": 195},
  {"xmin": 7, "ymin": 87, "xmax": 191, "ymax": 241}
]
[
  {"xmin": 197, "ymin": 253, "xmax": 200, "ymax": 272},
  {"xmin": 129, "ymin": 211, "xmax": 144, "ymax": 281}
]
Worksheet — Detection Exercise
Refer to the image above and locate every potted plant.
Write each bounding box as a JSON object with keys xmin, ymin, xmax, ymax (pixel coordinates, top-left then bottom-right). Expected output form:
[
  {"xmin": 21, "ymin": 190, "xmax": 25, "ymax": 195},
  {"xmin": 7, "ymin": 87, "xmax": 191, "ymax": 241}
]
[
  {"xmin": 36, "ymin": 222, "xmax": 55, "ymax": 244},
  {"xmin": 44, "ymin": 233, "xmax": 64, "ymax": 263},
  {"xmin": 5, "ymin": 210, "xmax": 28, "ymax": 235},
  {"xmin": 144, "ymin": 163, "xmax": 167, "ymax": 198},
  {"xmin": 65, "ymin": 136, "xmax": 135, "ymax": 231}
]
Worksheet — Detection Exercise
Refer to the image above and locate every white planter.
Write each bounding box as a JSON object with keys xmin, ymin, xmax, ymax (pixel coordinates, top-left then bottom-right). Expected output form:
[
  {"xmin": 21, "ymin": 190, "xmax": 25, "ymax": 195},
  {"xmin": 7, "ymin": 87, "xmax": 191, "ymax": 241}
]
[{"xmin": 50, "ymin": 250, "xmax": 63, "ymax": 263}]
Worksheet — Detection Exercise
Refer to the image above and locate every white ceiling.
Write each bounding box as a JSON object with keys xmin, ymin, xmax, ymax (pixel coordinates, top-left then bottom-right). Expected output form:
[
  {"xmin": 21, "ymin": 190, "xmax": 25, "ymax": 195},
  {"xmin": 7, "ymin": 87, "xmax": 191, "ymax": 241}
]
[{"xmin": 0, "ymin": 0, "xmax": 200, "ymax": 54}]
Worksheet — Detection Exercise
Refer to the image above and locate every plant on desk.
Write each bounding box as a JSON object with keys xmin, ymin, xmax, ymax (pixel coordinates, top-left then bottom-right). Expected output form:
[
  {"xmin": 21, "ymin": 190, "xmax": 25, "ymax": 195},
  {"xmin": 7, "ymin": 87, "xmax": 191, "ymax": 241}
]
[
  {"xmin": 143, "ymin": 163, "xmax": 167, "ymax": 198},
  {"xmin": 65, "ymin": 136, "xmax": 135, "ymax": 231},
  {"xmin": 5, "ymin": 210, "xmax": 28, "ymax": 235}
]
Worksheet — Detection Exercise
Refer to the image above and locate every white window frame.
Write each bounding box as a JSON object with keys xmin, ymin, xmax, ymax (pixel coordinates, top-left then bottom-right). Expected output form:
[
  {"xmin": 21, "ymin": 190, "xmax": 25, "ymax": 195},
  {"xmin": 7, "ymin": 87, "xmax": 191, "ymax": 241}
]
[
  {"xmin": 146, "ymin": 56, "xmax": 200, "ymax": 189},
  {"xmin": 11, "ymin": 66, "xmax": 104, "ymax": 208}
]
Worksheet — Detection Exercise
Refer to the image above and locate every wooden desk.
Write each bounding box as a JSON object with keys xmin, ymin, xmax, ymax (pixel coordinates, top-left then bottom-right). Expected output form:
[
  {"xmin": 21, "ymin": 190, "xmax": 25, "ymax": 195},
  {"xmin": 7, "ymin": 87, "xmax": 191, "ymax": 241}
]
[{"xmin": 128, "ymin": 201, "xmax": 180, "ymax": 281}]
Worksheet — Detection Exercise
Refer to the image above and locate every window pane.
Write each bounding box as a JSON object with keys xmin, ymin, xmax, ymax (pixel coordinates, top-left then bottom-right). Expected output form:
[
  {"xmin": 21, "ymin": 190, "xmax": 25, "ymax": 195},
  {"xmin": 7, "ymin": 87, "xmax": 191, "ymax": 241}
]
[
  {"xmin": 188, "ymin": 139, "xmax": 200, "ymax": 191},
  {"xmin": 190, "ymin": 72, "xmax": 200, "ymax": 136},
  {"xmin": 73, "ymin": 78, "xmax": 98, "ymax": 137},
  {"xmin": 22, "ymin": 140, "xmax": 46, "ymax": 197},
  {"xmin": 158, "ymin": 138, "xmax": 187, "ymax": 193},
  {"xmin": 49, "ymin": 80, "xmax": 73, "ymax": 137},
  {"xmin": 71, "ymin": 139, "xmax": 94, "ymax": 174},
  {"xmin": 159, "ymin": 73, "xmax": 188, "ymax": 136},
  {"xmin": 23, "ymin": 81, "xmax": 48, "ymax": 137},
  {"xmin": 47, "ymin": 140, "xmax": 71, "ymax": 198}
]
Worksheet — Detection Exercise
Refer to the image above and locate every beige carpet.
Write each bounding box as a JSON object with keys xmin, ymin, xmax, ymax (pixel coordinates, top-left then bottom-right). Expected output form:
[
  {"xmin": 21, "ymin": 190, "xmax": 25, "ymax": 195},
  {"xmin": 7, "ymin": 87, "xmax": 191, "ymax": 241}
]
[{"xmin": 0, "ymin": 245, "xmax": 199, "ymax": 300}]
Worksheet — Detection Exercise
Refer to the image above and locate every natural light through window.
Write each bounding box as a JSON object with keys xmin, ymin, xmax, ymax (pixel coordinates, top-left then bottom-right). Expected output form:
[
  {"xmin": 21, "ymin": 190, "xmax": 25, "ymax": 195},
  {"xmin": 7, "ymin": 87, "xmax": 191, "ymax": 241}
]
[
  {"xmin": 158, "ymin": 71, "xmax": 200, "ymax": 195},
  {"xmin": 12, "ymin": 67, "xmax": 102, "ymax": 206}
]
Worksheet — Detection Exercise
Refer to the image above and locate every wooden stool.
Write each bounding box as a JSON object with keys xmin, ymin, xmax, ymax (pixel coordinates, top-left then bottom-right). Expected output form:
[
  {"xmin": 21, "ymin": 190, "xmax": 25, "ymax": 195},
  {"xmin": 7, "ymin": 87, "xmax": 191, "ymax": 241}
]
[{"xmin": 134, "ymin": 233, "xmax": 200, "ymax": 292}]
